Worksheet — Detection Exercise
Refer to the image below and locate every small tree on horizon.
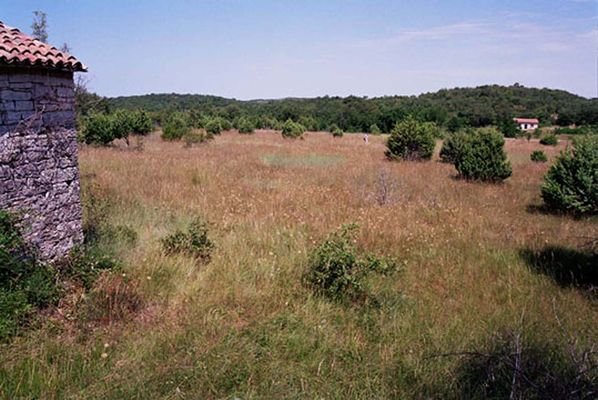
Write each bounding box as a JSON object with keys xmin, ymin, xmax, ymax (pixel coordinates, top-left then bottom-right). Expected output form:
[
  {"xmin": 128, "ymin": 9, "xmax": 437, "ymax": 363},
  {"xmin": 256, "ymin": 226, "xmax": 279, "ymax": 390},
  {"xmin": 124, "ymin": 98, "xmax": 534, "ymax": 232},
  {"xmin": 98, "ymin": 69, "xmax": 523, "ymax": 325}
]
[{"xmin": 31, "ymin": 11, "xmax": 48, "ymax": 42}]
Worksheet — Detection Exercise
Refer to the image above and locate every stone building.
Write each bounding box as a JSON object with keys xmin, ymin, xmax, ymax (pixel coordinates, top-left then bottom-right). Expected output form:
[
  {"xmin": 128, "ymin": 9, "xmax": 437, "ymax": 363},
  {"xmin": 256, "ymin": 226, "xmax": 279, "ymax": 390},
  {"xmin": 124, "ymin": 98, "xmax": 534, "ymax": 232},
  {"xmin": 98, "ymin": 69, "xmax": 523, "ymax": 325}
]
[{"xmin": 0, "ymin": 21, "xmax": 86, "ymax": 261}]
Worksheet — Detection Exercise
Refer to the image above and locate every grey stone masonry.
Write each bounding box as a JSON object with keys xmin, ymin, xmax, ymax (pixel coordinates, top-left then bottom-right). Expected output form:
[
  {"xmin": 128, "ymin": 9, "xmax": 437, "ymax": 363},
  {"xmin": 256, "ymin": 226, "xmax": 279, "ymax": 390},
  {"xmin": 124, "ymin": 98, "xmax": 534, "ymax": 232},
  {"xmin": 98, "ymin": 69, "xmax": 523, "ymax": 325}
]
[{"xmin": 1, "ymin": 66, "xmax": 83, "ymax": 261}]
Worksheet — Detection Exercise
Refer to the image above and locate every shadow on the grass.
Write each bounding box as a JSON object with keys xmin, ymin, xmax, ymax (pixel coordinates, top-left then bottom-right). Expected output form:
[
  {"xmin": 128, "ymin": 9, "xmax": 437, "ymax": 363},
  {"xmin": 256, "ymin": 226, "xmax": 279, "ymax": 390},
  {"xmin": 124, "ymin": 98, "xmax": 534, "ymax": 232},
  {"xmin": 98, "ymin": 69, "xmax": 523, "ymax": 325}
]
[
  {"xmin": 431, "ymin": 330, "xmax": 597, "ymax": 399},
  {"xmin": 519, "ymin": 246, "xmax": 597, "ymax": 296}
]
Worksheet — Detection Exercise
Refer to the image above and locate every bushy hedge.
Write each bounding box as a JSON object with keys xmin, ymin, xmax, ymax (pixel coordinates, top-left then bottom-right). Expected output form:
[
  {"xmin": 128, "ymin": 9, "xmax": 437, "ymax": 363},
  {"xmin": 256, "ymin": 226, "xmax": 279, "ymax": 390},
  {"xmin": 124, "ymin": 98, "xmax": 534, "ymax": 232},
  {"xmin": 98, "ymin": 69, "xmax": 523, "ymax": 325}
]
[
  {"xmin": 161, "ymin": 112, "xmax": 191, "ymax": 141},
  {"xmin": 440, "ymin": 131, "xmax": 471, "ymax": 163},
  {"xmin": 530, "ymin": 150, "xmax": 548, "ymax": 163},
  {"xmin": 385, "ymin": 116, "xmax": 437, "ymax": 161},
  {"xmin": 454, "ymin": 128, "xmax": 512, "ymax": 182},
  {"xmin": 281, "ymin": 119, "xmax": 305, "ymax": 139},
  {"xmin": 541, "ymin": 135, "xmax": 598, "ymax": 215}
]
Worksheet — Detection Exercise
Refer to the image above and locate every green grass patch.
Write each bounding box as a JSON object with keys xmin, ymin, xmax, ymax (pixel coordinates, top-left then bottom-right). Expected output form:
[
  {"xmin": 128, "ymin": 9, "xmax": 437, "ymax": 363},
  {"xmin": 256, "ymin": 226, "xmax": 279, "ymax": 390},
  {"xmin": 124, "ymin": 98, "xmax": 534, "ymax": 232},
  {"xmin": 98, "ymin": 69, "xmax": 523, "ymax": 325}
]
[{"xmin": 262, "ymin": 153, "xmax": 344, "ymax": 168}]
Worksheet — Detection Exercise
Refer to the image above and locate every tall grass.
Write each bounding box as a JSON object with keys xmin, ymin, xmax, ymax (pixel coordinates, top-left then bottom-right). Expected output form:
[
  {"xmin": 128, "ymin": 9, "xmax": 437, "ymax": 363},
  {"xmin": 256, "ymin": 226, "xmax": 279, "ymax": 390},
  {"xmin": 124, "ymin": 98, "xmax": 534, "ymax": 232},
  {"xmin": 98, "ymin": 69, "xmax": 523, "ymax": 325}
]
[{"xmin": 0, "ymin": 131, "xmax": 595, "ymax": 399}]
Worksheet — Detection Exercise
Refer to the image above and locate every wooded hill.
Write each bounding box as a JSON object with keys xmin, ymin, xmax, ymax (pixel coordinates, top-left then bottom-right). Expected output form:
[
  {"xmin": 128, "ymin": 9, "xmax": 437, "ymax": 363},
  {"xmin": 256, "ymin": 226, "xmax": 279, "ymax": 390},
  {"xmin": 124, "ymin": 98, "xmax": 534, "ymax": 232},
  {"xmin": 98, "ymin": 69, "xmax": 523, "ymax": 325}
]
[{"xmin": 107, "ymin": 84, "xmax": 598, "ymax": 133}]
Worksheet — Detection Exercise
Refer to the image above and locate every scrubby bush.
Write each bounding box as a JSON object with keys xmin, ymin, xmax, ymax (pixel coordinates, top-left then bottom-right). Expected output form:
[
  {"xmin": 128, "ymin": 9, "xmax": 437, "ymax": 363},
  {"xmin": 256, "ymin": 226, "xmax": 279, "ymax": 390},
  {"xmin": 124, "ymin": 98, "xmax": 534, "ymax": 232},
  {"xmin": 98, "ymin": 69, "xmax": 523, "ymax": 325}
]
[
  {"xmin": 217, "ymin": 117, "xmax": 233, "ymax": 131},
  {"xmin": 162, "ymin": 217, "xmax": 214, "ymax": 263},
  {"xmin": 161, "ymin": 112, "xmax": 191, "ymax": 141},
  {"xmin": 369, "ymin": 124, "xmax": 382, "ymax": 135},
  {"xmin": 540, "ymin": 134, "xmax": 558, "ymax": 146},
  {"xmin": 205, "ymin": 119, "xmax": 223, "ymax": 135},
  {"xmin": 385, "ymin": 116, "xmax": 437, "ymax": 161},
  {"xmin": 237, "ymin": 117, "xmax": 255, "ymax": 134},
  {"xmin": 454, "ymin": 128, "xmax": 512, "ymax": 182},
  {"xmin": 541, "ymin": 135, "xmax": 598, "ymax": 215},
  {"xmin": 281, "ymin": 119, "xmax": 305, "ymax": 139},
  {"xmin": 440, "ymin": 131, "xmax": 471, "ymax": 163},
  {"xmin": 0, "ymin": 210, "xmax": 59, "ymax": 341},
  {"xmin": 530, "ymin": 150, "xmax": 548, "ymax": 163},
  {"xmin": 304, "ymin": 224, "xmax": 397, "ymax": 302}
]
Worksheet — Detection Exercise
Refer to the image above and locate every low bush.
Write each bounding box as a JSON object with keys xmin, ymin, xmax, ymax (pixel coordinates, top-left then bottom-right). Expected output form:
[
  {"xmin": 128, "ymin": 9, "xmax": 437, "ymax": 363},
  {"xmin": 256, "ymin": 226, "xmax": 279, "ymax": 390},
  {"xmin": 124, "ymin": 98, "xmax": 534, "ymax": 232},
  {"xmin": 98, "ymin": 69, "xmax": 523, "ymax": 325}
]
[
  {"xmin": 330, "ymin": 124, "xmax": 344, "ymax": 137},
  {"xmin": 162, "ymin": 217, "xmax": 214, "ymax": 263},
  {"xmin": 0, "ymin": 210, "xmax": 59, "ymax": 341},
  {"xmin": 530, "ymin": 150, "xmax": 548, "ymax": 163},
  {"xmin": 541, "ymin": 135, "xmax": 598, "ymax": 215},
  {"xmin": 183, "ymin": 129, "xmax": 212, "ymax": 147},
  {"xmin": 499, "ymin": 118, "xmax": 519, "ymax": 138},
  {"xmin": 540, "ymin": 134, "xmax": 558, "ymax": 146},
  {"xmin": 205, "ymin": 119, "xmax": 223, "ymax": 135},
  {"xmin": 304, "ymin": 224, "xmax": 398, "ymax": 302},
  {"xmin": 385, "ymin": 116, "xmax": 437, "ymax": 161},
  {"xmin": 369, "ymin": 124, "xmax": 382, "ymax": 135},
  {"xmin": 439, "ymin": 131, "xmax": 471, "ymax": 163},
  {"xmin": 237, "ymin": 117, "xmax": 255, "ymax": 134},
  {"xmin": 162, "ymin": 112, "xmax": 191, "ymax": 141},
  {"xmin": 454, "ymin": 128, "xmax": 512, "ymax": 182},
  {"xmin": 281, "ymin": 119, "xmax": 305, "ymax": 139}
]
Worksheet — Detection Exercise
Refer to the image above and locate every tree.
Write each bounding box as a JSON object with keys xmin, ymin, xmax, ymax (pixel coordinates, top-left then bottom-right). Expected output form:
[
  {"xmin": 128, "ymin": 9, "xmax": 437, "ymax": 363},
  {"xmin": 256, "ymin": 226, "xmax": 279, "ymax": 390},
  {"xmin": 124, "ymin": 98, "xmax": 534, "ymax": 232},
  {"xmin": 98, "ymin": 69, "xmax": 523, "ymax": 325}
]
[
  {"xmin": 454, "ymin": 128, "xmax": 512, "ymax": 182},
  {"xmin": 385, "ymin": 116, "xmax": 437, "ymax": 161},
  {"xmin": 541, "ymin": 135, "xmax": 598, "ymax": 215},
  {"xmin": 31, "ymin": 11, "xmax": 48, "ymax": 43}
]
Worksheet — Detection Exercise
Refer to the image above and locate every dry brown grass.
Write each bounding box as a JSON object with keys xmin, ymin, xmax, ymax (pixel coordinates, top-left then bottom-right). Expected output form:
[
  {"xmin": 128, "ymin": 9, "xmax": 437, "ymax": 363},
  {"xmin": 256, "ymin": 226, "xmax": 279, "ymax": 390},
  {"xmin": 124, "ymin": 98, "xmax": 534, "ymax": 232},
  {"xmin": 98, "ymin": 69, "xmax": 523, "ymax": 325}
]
[{"xmin": 1, "ymin": 130, "xmax": 595, "ymax": 399}]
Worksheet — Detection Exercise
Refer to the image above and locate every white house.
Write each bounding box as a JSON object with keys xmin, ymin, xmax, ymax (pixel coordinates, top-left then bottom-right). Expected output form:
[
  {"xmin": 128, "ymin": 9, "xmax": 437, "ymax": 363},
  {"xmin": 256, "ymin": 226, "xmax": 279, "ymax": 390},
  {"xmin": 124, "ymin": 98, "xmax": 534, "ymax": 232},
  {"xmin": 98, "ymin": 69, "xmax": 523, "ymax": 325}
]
[{"xmin": 514, "ymin": 118, "xmax": 539, "ymax": 131}]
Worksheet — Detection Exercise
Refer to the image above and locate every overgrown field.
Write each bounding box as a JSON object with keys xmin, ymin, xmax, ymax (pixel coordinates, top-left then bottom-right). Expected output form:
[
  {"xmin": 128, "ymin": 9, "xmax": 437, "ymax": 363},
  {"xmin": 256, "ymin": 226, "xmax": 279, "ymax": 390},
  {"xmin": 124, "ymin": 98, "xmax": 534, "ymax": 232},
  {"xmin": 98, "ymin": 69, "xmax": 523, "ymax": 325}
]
[{"xmin": 1, "ymin": 131, "xmax": 596, "ymax": 399}]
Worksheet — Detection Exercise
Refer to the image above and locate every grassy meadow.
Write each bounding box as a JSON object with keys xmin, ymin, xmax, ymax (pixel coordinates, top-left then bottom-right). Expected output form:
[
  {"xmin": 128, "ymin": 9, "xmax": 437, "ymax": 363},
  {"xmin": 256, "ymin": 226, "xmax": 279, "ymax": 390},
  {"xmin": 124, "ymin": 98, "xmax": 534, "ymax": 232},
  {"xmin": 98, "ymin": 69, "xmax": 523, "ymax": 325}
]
[{"xmin": 1, "ymin": 130, "xmax": 596, "ymax": 399}]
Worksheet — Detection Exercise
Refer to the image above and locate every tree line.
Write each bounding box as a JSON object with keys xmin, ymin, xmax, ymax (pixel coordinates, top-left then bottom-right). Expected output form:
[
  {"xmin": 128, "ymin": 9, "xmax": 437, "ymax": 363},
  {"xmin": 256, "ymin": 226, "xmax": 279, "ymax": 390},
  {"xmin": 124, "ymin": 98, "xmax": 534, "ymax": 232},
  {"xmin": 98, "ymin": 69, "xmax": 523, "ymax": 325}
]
[{"xmin": 101, "ymin": 84, "xmax": 598, "ymax": 133}]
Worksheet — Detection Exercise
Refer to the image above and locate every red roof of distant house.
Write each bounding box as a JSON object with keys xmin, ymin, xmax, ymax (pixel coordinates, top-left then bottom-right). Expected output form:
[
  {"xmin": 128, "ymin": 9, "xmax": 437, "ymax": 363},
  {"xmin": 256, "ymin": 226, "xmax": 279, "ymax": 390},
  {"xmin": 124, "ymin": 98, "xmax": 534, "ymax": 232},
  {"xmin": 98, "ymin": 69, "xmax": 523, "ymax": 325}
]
[
  {"xmin": 513, "ymin": 118, "xmax": 539, "ymax": 124},
  {"xmin": 0, "ymin": 21, "xmax": 86, "ymax": 72}
]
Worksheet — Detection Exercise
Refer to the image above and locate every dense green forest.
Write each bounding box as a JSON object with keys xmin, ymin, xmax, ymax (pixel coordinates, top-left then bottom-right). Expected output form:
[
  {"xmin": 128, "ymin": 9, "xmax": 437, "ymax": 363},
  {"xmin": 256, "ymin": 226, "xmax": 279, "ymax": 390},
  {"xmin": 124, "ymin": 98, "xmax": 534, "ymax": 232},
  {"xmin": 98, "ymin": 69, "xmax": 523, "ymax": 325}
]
[{"xmin": 102, "ymin": 84, "xmax": 597, "ymax": 133}]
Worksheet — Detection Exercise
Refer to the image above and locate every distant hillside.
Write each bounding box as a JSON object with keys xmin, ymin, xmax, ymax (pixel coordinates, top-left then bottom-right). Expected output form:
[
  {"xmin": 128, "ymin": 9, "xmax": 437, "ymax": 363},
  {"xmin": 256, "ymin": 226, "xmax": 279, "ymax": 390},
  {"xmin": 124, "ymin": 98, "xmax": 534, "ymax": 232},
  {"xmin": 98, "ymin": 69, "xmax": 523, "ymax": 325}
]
[{"xmin": 107, "ymin": 85, "xmax": 598, "ymax": 132}]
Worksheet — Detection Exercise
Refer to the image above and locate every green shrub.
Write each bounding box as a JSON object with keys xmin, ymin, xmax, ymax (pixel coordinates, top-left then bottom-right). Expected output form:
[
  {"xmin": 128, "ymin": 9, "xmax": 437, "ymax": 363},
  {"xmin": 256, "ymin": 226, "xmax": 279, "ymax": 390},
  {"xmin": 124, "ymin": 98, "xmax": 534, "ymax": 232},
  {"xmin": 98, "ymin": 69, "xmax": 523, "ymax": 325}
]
[
  {"xmin": 540, "ymin": 134, "xmax": 558, "ymax": 146},
  {"xmin": 304, "ymin": 224, "xmax": 397, "ymax": 302},
  {"xmin": 530, "ymin": 150, "xmax": 548, "ymax": 163},
  {"xmin": 499, "ymin": 118, "xmax": 519, "ymax": 138},
  {"xmin": 281, "ymin": 119, "xmax": 305, "ymax": 139},
  {"xmin": 0, "ymin": 211, "xmax": 59, "ymax": 341},
  {"xmin": 82, "ymin": 113, "xmax": 115, "ymax": 145},
  {"xmin": 385, "ymin": 116, "xmax": 437, "ymax": 161},
  {"xmin": 130, "ymin": 110, "xmax": 153, "ymax": 135},
  {"xmin": 183, "ymin": 129, "xmax": 212, "ymax": 147},
  {"xmin": 205, "ymin": 119, "xmax": 223, "ymax": 135},
  {"xmin": 162, "ymin": 217, "xmax": 214, "ymax": 263},
  {"xmin": 541, "ymin": 135, "xmax": 598, "ymax": 215},
  {"xmin": 162, "ymin": 112, "xmax": 191, "ymax": 141},
  {"xmin": 330, "ymin": 124, "xmax": 344, "ymax": 137},
  {"xmin": 454, "ymin": 128, "xmax": 512, "ymax": 182},
  {"xmin": 237, "ymin": 117, "xmax": 255, "ymax": 134},
  {"xmin": 440, "ymin": 131, "xmax": 471, "ymax": 163},
  {"xmin": 369, "ymin": 124, "xmax": 382, "ymax": 135}
]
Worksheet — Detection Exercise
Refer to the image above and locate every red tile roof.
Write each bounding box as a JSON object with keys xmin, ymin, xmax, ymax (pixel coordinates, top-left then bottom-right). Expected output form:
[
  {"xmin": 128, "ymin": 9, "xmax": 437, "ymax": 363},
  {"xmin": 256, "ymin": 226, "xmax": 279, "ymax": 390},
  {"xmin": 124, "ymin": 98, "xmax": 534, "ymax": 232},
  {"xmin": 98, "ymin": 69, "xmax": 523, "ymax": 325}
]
[
  {"xmin": 0, "ymin": 21, "xmax": 86, "ymax": 72},
  {"xmin": 513, "ymin": 118, "xmax": 539, "ymax": 124}
]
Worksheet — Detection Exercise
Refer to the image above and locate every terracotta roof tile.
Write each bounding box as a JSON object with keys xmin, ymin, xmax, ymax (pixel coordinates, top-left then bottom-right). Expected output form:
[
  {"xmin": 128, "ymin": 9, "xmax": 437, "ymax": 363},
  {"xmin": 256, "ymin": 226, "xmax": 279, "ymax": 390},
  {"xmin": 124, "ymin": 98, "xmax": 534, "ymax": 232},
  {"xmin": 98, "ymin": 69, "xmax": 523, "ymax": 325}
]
[{"xmin": 0, "ymin": 21, "xmax": 86, "ymax": 72}]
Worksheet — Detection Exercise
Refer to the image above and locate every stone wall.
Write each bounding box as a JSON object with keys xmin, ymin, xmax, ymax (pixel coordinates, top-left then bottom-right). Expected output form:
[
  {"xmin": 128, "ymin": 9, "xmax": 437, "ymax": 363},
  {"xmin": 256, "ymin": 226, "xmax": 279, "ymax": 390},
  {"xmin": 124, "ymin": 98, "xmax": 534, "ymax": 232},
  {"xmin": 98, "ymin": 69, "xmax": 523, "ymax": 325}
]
[{"xmin": 0, "ymin": 66, "xmax": 83, "ymax": 261}]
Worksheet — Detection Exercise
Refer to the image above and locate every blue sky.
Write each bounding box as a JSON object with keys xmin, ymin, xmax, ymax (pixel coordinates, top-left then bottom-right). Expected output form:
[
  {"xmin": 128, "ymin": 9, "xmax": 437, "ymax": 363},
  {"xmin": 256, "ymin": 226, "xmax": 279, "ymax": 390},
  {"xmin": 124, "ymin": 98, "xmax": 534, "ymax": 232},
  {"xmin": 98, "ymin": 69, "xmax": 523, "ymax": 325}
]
[{"xmin": 1, "ymin": 0, "xmax": 597, "ymax": 99}]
